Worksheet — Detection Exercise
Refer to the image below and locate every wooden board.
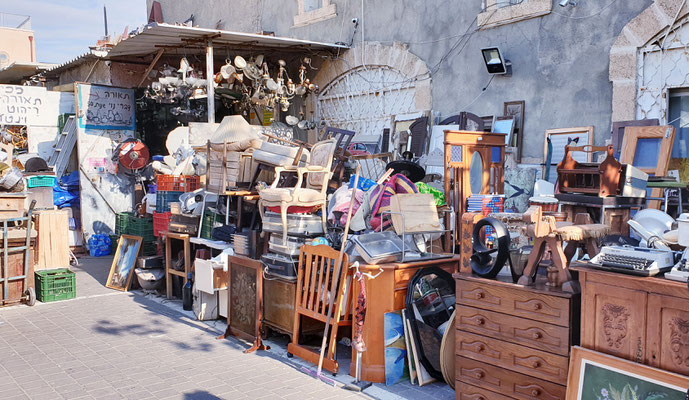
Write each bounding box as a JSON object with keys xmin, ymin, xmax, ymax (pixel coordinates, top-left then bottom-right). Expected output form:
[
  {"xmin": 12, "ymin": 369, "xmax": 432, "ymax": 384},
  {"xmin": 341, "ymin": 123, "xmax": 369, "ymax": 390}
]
[
  {"xmin": 389, "ymin": 193, "xmax": 441, "ymax": 235},
  {"xmin": 35, "ymin": 210, "xmax": 70, "ymax": 271}
]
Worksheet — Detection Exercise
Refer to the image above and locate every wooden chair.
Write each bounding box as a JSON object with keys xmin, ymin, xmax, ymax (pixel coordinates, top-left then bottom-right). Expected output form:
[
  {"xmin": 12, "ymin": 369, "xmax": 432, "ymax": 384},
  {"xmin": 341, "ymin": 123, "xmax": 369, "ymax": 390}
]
[
  {"xmin": 287, "ymin": 244, "xmax": 353, "ymax": 374},
  {"xmin": 319, "ymin": 127, "xmax": 355, "ymax": 188}
]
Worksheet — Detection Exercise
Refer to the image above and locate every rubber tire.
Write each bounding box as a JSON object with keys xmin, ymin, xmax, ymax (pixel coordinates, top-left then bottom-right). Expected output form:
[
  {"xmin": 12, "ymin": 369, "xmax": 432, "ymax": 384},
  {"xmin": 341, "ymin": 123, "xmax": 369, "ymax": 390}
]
[{"xmin": 25, "ymin": 287, "xmax": 36, "ymax": 306}]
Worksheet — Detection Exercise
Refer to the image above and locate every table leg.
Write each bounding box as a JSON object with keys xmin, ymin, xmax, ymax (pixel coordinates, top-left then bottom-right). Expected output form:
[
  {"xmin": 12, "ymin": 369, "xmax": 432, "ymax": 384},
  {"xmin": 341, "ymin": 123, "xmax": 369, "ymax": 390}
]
[{"xmin": 165, "ymin": 234, "xmax": 172, "ymax": 299}]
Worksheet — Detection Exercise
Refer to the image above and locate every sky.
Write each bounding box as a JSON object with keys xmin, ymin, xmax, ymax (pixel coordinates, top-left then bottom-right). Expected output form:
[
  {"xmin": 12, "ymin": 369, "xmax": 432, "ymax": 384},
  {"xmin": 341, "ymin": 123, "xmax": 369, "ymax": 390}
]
[{"xmin": 0, "ymin": 0, "xmax": 146, "ymax": 64}]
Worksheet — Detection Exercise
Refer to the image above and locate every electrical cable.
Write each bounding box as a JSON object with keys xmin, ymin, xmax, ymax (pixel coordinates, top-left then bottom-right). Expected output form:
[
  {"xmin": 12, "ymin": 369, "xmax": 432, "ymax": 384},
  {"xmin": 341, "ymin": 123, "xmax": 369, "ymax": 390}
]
[{"xmin": 458, "ymin": 74, "xmax": 495, "ymax": 111}]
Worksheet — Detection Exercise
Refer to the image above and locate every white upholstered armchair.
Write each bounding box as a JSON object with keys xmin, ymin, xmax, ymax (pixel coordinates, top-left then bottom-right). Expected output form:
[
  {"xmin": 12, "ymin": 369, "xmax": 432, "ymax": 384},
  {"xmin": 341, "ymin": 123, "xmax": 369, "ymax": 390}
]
[{"xmin": 258, "ymin": 139, "xmax": 337, "ymax": 244}]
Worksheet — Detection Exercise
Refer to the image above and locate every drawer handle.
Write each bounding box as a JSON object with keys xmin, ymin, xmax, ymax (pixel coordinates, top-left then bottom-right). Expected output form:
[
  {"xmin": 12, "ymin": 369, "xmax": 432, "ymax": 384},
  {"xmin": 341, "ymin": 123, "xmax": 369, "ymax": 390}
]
[
  {"xmin": 476, "ymin": 317, "xmax": 485, "ymax": 325},
  {"xmin": 532, "ymin": 331, "xmax": 542, "ymax": 340},
  {"xmin": 532, "ymin": 389, "xmax": 541, "ymax": 397},
  {"xmin": 532, "ymin": 360, "xmax": 541, "ymax": 368},
  {"xmin": 532, "ymin": 302, "xmax": 542, "ymax": 311},
  {"xmin": 475, "ymin": 344, "xmax": 485, "ymax": 352},
  {"xmin": 474, "ymin": 371, "xmax": 484, "ymax": 379},
  {"xmin": 475, "ymin": 291, "xmax": 484, "ymax": 300}
]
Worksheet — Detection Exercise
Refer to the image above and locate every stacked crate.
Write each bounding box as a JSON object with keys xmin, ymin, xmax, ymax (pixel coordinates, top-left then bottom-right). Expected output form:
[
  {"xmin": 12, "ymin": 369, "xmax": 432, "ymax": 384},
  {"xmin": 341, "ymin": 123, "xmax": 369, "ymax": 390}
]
[
  {"xmin": 153, "ymin": 175, "xmax": 200, "ymax": 236},
  {"xmin": 114, "ymin": 213, "xmax": 156, "ymax": 255}
]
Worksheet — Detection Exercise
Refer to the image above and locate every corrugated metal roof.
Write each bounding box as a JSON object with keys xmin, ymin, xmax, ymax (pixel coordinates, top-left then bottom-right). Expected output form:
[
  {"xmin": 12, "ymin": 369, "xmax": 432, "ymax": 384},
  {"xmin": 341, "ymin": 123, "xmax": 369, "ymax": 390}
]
[
  {"xmin": 106, "ymin": 23, "xmax": 347, "ymax": 58},
  {"xmin": 0, "ymin": 62, "xmax": 56, "ymax": 83},
  {"xmin": 44, "ymin": 51, "xmax": 102, "ymax": 76}
]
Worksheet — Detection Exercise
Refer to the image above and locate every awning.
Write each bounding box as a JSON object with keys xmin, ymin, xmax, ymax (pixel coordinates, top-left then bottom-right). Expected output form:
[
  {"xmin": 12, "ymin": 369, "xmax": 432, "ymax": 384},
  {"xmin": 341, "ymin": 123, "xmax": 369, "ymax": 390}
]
[
  {"xmin": 0, "ymin": 62, "xmax": 57, "ymax": 84},
  {"xmin": 106, "ymin": 23, "xmax": 347, "ymax": 58}
]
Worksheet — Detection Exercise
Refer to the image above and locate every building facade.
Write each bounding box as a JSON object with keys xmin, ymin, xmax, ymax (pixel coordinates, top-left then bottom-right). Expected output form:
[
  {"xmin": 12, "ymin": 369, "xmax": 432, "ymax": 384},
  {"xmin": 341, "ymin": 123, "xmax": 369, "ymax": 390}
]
[{"xmin": 145, "ymin": 0, "xmax": 688, "ymax": 170}]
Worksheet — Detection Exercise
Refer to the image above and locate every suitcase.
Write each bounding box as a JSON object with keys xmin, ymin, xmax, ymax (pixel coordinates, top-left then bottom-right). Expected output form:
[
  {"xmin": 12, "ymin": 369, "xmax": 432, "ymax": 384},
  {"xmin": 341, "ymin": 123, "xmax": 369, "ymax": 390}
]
[
  {"xmin": 268, "ymin": 235, "xmax": 307, "ymax": 257},
  {"xmin": 262, "ymin": 211, "xmax": 324, "ymax": 237},
  {"xmin": 261, "ymin": 252, "xmax": 299, "ymax": 278}
]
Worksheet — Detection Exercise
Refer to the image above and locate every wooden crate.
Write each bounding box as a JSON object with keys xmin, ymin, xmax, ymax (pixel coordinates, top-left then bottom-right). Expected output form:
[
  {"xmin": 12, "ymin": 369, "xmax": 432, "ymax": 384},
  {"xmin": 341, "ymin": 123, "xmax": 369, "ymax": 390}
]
[{"xmin": 0, "ymin": 236, "xmax": 37, "ymax": 304}]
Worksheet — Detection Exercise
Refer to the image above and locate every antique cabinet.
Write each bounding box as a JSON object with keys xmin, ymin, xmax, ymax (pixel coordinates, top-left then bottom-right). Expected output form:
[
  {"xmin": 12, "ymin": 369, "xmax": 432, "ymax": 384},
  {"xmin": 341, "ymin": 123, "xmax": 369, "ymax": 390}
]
[
  {"xmin": 352, "ymin": 256, "xmax": 460, "ymax": 383},
  {"xmin": 575, "ymin": 264, "xmax": 689, "ymax": 376},
  {"xmin": 454, "ymin": 274, "xmax": 579, "ymax": 400},
  {"xmin": 443, "ymin": 131, "xmax": 505, "ymax": 248}
]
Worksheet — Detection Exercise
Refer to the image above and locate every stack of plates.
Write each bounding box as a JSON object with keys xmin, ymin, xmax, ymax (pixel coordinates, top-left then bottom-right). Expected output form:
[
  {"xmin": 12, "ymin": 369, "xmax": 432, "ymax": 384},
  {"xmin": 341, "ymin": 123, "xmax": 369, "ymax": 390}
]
[{"xmin": 233, "ymin": 233, "xmax": 249, "ymax": 256}]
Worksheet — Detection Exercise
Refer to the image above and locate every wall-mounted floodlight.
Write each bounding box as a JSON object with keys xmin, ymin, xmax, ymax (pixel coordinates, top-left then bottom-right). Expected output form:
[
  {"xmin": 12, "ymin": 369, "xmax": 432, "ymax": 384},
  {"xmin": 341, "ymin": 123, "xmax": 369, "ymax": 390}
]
[{"xmin": 481, "ymin": 47, "xmax": 512, "ymax": 76}]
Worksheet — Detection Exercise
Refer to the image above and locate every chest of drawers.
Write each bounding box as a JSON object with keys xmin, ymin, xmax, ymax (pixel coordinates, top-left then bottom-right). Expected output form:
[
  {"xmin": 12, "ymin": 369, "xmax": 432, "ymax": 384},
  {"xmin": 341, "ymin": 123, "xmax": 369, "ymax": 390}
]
[{"xmin": 454, "ymin": 274, "xmax": 580, "ymax": 399}]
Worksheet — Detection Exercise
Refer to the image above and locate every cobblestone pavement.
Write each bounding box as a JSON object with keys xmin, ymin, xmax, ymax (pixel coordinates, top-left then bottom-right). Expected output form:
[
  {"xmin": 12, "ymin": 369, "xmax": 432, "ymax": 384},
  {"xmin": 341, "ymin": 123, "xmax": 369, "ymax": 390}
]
[{"xmin": 0, "ymin": 256, "xmax": 452, "ymax": 400}]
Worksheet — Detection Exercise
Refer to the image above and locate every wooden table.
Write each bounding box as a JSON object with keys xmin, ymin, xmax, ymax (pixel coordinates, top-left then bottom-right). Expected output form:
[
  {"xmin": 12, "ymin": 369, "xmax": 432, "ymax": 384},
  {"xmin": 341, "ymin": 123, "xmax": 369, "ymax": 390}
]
[
  {"xmin": 163, "ymin": 231, "xmax": 191, "ymax": 299},
  {"xmin": 351, "ymin": 256, "xmax": 459, "ymax": 383},
  {"xmin": 555, "ymin": 193, "xmax": 645, "ymax": 236},
  {"xmin": 573, "ymin": 264, "xmax": 689, "ymax": 377}
]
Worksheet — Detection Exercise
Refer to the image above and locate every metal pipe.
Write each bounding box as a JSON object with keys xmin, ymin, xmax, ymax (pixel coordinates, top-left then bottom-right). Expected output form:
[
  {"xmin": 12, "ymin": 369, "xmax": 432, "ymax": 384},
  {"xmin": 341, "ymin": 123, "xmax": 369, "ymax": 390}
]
[{"xmin": 206, "ymin": 39, "xmax": 216, "ymax": 123}]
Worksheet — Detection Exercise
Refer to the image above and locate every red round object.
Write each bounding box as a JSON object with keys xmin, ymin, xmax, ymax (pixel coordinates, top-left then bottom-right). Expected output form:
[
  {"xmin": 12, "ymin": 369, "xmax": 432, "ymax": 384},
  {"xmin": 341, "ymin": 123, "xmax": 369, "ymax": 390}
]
[{"xmin": 118, "ymin": 140, "xmax": 150, "ymax": 171}]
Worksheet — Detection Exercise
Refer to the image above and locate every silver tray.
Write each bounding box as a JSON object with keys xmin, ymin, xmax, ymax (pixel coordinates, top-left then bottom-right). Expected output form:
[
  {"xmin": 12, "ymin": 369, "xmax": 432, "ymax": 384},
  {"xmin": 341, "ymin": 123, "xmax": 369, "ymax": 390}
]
[{"xmin": 350, "ymin": 231, "xmax": 404, "ymax": 265}]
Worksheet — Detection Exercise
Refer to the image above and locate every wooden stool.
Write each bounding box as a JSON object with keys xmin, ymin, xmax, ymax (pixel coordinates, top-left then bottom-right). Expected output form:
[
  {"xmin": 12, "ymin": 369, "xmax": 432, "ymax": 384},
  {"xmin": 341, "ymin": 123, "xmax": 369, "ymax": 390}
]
[
  {"xmin": 517, "ymin": 206, "xmax": 609, "ymax": 293},
  {"xmin": 287, "ymin": 244, "xmax": 353, "ymax": 374},
  {"xmin": 164, "ymin": 231, "xmax": 191, "ymax": 299}
]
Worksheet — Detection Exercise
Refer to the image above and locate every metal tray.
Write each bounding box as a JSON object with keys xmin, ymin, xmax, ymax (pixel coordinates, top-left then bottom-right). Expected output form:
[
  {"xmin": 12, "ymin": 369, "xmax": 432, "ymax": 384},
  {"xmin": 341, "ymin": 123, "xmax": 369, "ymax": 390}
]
[{"xmin": 350, "ymin": 231, "xmax": 404, "ymax": 265}]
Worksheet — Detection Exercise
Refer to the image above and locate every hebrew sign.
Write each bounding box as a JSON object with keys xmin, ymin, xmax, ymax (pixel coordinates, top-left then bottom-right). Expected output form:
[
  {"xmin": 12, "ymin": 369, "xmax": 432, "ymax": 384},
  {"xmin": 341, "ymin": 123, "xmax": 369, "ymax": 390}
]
[
  {"xmin": 0, "ymin": 85, "xmax": 46, "ymax": 125},
  {"xmin": 76, "ymin": 83, "xmax": 135, "ymax": 130}
]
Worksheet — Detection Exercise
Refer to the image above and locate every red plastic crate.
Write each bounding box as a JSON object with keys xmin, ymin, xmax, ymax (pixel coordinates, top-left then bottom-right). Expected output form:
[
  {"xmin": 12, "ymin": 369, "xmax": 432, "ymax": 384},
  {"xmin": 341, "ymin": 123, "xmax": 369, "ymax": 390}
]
[
  {"xmin": 156, "ymin": 175, "xmax": 200, "ymax": 192},
  {"xmin": 153, "ymin": 211, "xmax": 172, "ymax": 237}
]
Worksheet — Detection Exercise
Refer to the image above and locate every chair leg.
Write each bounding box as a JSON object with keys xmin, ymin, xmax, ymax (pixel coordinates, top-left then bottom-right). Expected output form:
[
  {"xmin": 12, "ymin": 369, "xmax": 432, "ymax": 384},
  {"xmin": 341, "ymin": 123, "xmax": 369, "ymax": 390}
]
[
  {"xmin": 280, "ymin": 203, "xmax": 288, "ymax": 245},
  {"xmin": 320, "ymin": 201, "xmax": 328, "ymax": 236}
]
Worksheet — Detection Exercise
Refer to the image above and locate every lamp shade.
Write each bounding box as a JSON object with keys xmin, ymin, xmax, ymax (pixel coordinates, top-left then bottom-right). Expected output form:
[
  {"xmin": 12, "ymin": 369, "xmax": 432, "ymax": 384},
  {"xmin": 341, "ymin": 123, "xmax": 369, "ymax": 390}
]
[{"xmin": 210, "ymin": 115, "xmax": 261, "ymax": 144}]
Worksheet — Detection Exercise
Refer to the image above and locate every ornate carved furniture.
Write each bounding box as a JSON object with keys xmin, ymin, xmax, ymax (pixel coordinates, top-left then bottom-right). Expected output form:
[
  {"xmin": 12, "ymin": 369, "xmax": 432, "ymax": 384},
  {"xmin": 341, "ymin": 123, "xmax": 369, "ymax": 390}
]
[
  {"xmin": 517, "ymin": 206, "xmax": 608, "ymax": 293},
  {"xmin": 443, "ymin": 131, "xmax": 505, "ymax": 248},
  {"xmin": 288, "ymin": 244, "xmax": 353, "ymax": 374},
  {"xmin": 218, "ymin": 254, "xmax": 268, "ymax": 354},
  {"xmin": 556, "ymin": 145, "xmax": 623, "ymax": 197},
  {"xmin": 258, "ymin": 140, "xmax": 337, "ymax": 244},
  {"xmin": 352, "ymin": 256, "xmax": 459, "ymax": 383},
  {"xmin": 573, "ymin": 264, "xmax": 689, "ymax": 377},
  {"xmin": 454, "ymin": 274, "xmax": 579, "ymax": 399}
]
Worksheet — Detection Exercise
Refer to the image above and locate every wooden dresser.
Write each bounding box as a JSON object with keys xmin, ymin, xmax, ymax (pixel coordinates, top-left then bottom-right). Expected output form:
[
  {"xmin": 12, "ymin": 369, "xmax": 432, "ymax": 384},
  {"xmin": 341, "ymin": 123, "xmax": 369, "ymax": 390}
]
[
  {"xmin": 574, "ymin": 264, "xmax": 689, "ymax": 377},
  {"xmin": 454, "ymin": 274, "xmax": 580, "ymax": 400}
]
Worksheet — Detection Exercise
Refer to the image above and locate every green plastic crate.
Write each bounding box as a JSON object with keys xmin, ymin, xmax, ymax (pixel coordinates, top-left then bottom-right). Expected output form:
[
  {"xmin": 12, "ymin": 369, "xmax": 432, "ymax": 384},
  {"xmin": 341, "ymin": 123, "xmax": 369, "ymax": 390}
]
[
  {"xmin": 109, "ymin": 234, "xmax": 119, "ymax": 254},
  {"xmin": 35, "ymin": 268, "xmax": 76, "ymax": 302},
  {"xmin": 115, "ymin": 212, "xmax": 133, "ymax": 236},
  {"xmin": 201, "ymin": 210, "xmax": 224, "ymax": 239}
]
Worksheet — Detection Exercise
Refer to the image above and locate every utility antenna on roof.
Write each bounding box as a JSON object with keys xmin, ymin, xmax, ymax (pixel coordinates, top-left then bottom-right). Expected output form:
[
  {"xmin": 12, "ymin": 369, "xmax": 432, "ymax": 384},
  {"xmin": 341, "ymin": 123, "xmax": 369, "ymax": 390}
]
[{"xmin": 103, "ymin": 5, "xmax": 109, "ymax": 38}]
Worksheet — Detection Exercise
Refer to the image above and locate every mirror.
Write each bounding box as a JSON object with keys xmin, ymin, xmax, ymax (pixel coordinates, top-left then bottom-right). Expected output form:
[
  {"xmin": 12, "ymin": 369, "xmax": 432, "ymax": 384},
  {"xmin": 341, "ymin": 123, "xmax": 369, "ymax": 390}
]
[{"xmin": 469, "ymin": 151, "xmax": 483, "ymax": 194}]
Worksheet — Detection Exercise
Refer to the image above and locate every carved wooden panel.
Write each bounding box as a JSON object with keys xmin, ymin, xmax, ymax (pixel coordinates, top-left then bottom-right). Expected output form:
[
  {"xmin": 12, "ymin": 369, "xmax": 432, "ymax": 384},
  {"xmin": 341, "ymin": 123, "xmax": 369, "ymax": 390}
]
[
  {"xmin": 226, "ymin": 255, "xmax": 262, "ymax": 343},
  {"xmin": 456, "ymin": 306, "xmax": 570, "ymax": 356},
  {"xmin": 456, "ymin": 279, "xmax": 570, "ymax": 326},
  {"xmin": 456, "ymin": 332, "xmax": 569, "ymax": 384},
  {"xmin": 647, "ymin": 294, "xmax": 689, "ymax": 376},
  {"xmin": 582, "ymin": 282, "xmax": 647, "ymax": 363},
  {"xmin": 456, "ymin": 356, "xmax": 566, "ymax": 400}
]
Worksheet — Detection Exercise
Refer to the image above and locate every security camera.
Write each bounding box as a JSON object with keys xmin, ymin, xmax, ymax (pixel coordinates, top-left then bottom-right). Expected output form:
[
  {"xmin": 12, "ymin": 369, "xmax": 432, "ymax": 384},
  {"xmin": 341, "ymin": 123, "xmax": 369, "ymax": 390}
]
[{"xmin": 351, "ymin": 18, "xmax": 359, "ymax": 24}]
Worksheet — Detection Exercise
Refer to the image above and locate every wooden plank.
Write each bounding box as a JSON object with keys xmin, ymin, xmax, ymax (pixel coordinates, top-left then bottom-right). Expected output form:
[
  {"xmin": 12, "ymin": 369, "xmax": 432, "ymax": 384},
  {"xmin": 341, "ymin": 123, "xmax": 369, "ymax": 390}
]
[
  {"xmin": 389, "ymin": 193, "xmax": 441, "ymax": 235},
  {"xmin": 35, "ymin": 210, "xmax": 70, "ymax": 271}
]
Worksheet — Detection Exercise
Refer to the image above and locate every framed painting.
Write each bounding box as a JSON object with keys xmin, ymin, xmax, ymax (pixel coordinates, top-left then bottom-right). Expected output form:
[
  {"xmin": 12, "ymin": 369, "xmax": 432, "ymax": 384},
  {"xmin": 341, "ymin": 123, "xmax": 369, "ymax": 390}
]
[
  {"xmin": 504, "ymin": 100, "xmax": 525, "ymax": 160},
  {"xmin": 544, "ymin": 126, "xmax": 594, "ymax": 183},
  {"xmin": 106, "ymin": 235, "xmax": 142, "ymax": 291},
  {"xmin": 620, "ymin": 125, "xmax": 676, "ymax": 209},
  {"xmin": 493, "ymin": 116, "xmax": 515, "ymax": 146},
  {"xmin": 567, "ymin": 346, "xmax": 689, "ymax": 400}
]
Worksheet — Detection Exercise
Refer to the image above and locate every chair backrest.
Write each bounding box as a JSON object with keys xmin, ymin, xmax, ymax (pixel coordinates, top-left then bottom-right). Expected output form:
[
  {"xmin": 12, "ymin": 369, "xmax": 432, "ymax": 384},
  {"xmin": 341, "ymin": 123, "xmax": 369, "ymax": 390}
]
[
  {"xmin": 295, "ymin": 244, "xmax": 352, "ymax": 323},
  {"xmin": 320, "ymin": 127, "xmax": 355, "ymax": 155},
  {"xmin": 306, "ymin": 139, "xmax": 337, "ymax": 190}
]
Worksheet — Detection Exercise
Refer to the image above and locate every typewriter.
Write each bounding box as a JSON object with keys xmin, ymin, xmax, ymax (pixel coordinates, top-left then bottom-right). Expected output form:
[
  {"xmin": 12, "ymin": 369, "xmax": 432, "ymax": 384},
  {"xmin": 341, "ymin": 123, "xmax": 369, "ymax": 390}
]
[
  {"xmin": 664, "ymin": 249, "xmax": 689, "ymax": 282},
  {"xmin": 589, "ymin": 245, "xmax": 675, "ymax": 276}
]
